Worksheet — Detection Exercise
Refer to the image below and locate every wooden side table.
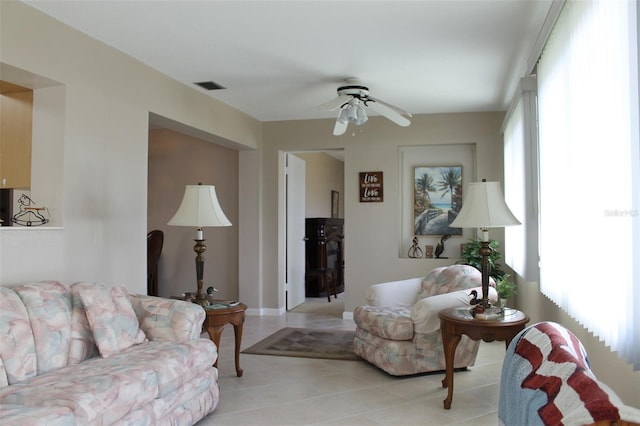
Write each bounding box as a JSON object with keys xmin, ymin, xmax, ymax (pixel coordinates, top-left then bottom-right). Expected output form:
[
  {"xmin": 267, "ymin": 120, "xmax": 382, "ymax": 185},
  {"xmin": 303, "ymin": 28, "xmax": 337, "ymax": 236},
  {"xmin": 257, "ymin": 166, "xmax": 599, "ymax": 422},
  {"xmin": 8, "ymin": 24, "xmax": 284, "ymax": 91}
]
[
  {"xmin": 173, "ymin": 295, "xmax": 247, "ymax": 377},
  {"xmin": 438, "ymin": 307, "xmax": 529, "ymax": 409},
  {"xmin": 202, "ymin": 301, "xmax": 247, "ymax": 377}
]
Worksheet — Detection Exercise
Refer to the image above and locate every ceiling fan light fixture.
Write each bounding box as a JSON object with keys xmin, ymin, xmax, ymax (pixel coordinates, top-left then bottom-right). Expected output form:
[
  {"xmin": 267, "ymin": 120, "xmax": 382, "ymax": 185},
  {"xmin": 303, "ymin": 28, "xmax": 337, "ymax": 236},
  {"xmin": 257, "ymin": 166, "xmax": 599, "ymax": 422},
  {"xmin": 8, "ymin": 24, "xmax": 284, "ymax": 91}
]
[
  {"xmin": 347, "ymin": 104, "xmax": 359, "ymax": 122},
  {"xmin": 355, "ymin": 105, "xmax": 368, "ymax": 125},
  {"xmin": 338, "ymin": 100, "xmax": 367, "ymax": 126}
]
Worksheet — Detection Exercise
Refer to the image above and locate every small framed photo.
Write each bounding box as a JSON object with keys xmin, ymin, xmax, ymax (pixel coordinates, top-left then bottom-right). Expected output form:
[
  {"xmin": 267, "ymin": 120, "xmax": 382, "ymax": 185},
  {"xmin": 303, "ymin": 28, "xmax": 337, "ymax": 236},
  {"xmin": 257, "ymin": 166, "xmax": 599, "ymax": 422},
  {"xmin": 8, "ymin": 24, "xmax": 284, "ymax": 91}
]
[{"xmin": 331, "ymin": 190, "xmax": 339, "ymax": 218}]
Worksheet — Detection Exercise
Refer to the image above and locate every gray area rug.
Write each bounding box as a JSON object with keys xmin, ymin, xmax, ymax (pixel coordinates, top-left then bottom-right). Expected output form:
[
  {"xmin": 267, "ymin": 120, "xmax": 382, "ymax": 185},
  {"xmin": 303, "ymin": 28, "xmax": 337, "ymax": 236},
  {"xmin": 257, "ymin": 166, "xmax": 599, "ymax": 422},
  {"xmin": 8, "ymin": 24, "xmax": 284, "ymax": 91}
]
[{"xmin": 242, "ymin": 327, "xmax": 360, "ymax": 361}]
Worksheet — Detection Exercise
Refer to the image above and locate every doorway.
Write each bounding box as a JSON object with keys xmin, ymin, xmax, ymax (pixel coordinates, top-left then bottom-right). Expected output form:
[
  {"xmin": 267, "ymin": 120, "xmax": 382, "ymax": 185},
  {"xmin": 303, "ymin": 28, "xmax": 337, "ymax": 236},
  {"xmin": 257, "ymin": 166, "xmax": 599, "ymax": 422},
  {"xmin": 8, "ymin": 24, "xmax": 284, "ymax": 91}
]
[{"xmin": 284, "ymin": 150, "xmax": 345, "ymax": 314}]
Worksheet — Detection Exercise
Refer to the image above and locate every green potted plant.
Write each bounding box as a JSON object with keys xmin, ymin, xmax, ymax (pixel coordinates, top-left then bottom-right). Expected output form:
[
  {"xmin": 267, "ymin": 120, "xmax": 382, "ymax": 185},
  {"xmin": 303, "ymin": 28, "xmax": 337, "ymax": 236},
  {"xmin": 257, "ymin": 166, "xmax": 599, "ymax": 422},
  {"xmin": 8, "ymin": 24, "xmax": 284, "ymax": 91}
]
[
  {"xmin": 495, "ymin": 274, "xmax": 516, "ymax": 307},
  {"xmin": 457, "ymin": 238, "xmax": 506, "ymax": 281}
]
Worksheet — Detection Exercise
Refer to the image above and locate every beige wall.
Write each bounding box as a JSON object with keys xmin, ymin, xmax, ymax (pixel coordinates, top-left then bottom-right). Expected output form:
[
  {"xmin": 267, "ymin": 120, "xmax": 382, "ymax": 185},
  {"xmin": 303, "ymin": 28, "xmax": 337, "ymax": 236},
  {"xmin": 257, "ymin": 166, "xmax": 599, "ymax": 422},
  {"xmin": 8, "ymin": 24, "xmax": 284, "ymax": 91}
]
[
  {"xmin": 147, "ymin": 128, "xmax": 239, "ymax": 300},
  {"xmin": 30, "ymin": 85, "xmax": 65, "ymax": 227},
  {"xmin": 0, "ymin": 1, "xmax": 258, "ymax": 292},
  {"xmin": 294, "ymin": 152, "xmax": 344, "ymax": 218}
]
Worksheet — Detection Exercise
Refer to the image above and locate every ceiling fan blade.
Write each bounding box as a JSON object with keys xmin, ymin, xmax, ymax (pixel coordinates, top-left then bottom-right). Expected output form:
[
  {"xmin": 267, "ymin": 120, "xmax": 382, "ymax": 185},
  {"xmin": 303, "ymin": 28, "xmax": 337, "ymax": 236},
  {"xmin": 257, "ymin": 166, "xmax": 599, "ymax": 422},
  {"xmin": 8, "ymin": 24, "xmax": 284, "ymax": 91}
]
[
  {"xmin": 366, "ymin": 98, "xmax": 411, "ymax": 127},
  {"xmin": 367, "ymin": 95, "xmax": 412, "ymax": 117},
  {"xmin": 333, "ymin": 117, "xmax": 348, "ymax": 136},
  {"xmin": 317, "ymin": 94, "xmax": 349, "ymax": 111},
  {"xmin": 367, "ymin": 95, "xmax": 412, "ymax": 126}
]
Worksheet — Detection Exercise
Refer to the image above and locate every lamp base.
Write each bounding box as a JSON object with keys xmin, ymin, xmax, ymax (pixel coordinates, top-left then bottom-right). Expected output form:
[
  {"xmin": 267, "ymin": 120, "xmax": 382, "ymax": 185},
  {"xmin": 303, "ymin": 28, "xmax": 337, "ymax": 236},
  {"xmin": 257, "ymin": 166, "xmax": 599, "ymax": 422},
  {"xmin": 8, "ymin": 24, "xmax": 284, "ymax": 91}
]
[
  {"xmin": 193, "ymin": 239, "xmax": 210, "ymax": 307},
  {"xmin": 192, "ymin": 294, "xmax": 210, "ymax": 307}
]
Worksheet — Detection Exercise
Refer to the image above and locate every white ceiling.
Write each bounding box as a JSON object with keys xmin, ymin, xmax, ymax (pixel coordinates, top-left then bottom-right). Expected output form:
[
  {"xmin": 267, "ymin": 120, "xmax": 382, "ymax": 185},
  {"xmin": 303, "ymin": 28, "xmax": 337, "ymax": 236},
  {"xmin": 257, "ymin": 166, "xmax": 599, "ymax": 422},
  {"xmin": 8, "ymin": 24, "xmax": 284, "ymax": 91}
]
[{"xmin": 22, "ymin": 0, "xmax": 553, "ymax": 123}]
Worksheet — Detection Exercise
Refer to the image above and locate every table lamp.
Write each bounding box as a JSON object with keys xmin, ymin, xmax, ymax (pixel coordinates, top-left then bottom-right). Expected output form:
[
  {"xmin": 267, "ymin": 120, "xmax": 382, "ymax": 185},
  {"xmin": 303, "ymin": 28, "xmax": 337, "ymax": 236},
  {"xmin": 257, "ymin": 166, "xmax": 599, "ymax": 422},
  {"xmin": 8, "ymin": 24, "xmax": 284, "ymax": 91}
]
[
  {"xmin": 450, "ymin": 179, "xmax": 520, "ymax": 312},
  {"xmin": 168, "ymin": 183, "xmax": 231, "ymax": 306}
]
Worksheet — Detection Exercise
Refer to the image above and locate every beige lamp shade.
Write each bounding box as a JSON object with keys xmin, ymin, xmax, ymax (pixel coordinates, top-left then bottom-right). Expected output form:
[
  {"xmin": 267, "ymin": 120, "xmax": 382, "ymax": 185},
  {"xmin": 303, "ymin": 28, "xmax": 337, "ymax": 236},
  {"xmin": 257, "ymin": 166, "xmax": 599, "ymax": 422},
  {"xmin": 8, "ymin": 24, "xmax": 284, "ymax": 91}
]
[
  {"xmin": 168, "ymin": 184, "xmax": 231, "ymax": 229},
  {"xmin": 451, "ymin": 181, "xmax": 520, "ymax": 229}
]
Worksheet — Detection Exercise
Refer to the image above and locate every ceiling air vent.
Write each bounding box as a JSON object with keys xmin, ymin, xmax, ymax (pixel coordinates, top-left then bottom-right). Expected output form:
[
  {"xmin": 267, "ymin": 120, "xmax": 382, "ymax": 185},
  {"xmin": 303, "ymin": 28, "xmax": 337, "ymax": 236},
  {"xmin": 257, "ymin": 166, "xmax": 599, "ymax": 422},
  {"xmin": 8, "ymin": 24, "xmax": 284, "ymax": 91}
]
[{"xmin": 194, "ymin": 81, "xmax": 226, "ymax": 91}]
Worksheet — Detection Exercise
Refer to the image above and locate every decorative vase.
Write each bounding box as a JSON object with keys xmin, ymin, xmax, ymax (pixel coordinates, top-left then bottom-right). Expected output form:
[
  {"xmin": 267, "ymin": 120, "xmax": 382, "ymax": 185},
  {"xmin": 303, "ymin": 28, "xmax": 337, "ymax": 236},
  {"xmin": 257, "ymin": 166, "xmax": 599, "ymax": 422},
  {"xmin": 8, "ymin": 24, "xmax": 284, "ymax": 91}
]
[{"xmin": 500, "ymin": 298, "xmax": 508, "ymax": 308}]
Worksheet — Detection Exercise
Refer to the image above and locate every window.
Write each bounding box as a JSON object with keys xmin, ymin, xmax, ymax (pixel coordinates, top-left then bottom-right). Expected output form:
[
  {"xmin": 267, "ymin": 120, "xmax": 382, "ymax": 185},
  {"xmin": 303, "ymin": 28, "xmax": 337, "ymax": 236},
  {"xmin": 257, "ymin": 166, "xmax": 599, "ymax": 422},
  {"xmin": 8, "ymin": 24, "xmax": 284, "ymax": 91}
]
[
  {"xmin": 537, "ymin": 0, "xmax": 639, "ymax": 369},
  {"xmin": 503, "ymin": 77, "xmax": 539, "ymax": 283}
]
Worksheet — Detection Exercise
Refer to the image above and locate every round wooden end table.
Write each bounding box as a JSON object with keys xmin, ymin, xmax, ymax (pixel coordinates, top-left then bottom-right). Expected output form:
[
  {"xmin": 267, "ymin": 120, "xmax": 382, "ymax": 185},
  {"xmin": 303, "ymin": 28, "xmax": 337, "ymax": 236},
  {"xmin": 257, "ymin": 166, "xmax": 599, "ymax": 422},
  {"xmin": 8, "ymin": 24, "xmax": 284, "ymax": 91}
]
[
  {"xmin": 438, "ymin": 306, "xmax": 529, "ymax": 409},
  {"xmin": 202, "ymin": 301, "xmax": 247, "ymax": 377}
]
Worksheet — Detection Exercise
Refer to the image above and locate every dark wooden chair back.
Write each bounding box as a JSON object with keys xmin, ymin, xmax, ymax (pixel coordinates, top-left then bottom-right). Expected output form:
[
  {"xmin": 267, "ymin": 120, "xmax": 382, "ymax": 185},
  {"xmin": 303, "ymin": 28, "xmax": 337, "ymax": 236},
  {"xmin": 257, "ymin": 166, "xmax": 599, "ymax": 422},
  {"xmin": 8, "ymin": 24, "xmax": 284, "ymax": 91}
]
[{"xmin": 147, "ymin": 229, "xmax": 164, "ymax": 296}]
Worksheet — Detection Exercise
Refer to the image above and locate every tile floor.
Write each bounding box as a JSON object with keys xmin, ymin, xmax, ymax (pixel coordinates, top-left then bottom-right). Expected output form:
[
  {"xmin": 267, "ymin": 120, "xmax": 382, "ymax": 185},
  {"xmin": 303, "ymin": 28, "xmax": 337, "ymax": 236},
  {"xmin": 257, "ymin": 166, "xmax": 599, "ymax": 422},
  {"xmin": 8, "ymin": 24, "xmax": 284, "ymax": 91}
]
[{"xmin": 196, "ymin": 295, "xmax": 505, "ymax": 426}]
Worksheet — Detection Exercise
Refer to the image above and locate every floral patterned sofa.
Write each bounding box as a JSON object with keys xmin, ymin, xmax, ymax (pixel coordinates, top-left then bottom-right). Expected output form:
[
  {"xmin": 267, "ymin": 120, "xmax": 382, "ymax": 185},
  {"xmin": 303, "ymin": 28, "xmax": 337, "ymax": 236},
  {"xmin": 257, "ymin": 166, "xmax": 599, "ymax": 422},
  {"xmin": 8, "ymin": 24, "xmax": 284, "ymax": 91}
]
[
  {"xmin": 353, "ymin": 264, "xmax": 497, "ymax": 376},
  {"xmin": 0, "ymin": 281, "xmax": 219, "ymax": 425}
]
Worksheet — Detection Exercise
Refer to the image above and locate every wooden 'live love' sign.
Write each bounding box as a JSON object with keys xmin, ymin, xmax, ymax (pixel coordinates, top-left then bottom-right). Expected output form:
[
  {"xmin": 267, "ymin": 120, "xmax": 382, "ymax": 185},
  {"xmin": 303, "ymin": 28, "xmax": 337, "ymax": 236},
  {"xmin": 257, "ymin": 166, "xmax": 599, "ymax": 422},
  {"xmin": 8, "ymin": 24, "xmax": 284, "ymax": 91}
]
[{"xmin": 359, "ymin": 171, "xmax": 383, "ymax": 202}]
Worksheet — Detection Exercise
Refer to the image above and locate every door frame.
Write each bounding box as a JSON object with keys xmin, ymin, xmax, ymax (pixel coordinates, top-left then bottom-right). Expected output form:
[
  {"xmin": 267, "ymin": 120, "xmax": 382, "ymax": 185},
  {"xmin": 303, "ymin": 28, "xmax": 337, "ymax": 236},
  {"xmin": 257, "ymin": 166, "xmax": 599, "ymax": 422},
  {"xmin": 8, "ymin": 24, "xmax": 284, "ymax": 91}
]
[{"xmin": 280, "ymin": 149, "xmax": 345, "ymax": 312}]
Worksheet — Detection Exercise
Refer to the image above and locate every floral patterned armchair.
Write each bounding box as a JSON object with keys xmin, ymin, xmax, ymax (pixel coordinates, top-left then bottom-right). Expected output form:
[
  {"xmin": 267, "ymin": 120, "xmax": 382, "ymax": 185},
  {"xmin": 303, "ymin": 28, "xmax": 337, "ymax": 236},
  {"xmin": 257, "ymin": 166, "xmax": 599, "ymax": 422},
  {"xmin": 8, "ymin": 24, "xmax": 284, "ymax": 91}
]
[{"xmin": 353, "ymin": 264, "xmax": 496, "ymax": 376}]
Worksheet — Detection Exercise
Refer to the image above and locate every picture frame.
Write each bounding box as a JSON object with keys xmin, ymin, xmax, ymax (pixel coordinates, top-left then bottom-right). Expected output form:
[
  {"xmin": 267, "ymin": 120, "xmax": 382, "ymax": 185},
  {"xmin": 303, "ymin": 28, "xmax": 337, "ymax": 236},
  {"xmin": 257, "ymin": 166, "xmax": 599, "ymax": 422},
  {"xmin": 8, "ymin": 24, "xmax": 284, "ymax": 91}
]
[
  {"xmin": 331, "ymin": 190, "xmax": 339, "ymax": 218},
  {"xmin": 359, "ymin": 171, "xmax": 383, "ymax": 202},
  {"xmin": 413, "ymin": 165, "xmax": 463, "ymax": 235}
]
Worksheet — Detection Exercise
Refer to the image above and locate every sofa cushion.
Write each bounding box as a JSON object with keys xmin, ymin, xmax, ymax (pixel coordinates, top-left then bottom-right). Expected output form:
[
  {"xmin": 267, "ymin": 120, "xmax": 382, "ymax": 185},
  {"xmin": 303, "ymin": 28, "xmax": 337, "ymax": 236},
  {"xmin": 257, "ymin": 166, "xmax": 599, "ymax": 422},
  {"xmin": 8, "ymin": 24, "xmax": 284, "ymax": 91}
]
[
  {"xmin": 0, "ymin": 363, "xmax": 158, "ymax": 425},
  {"xmin": 115, "ymin": 339, "xmax": 217, "ymax": 396},
  {"xmin": 0, "ymin": 404, "xmax": 76, "ymax": 426},
  {"xmin": 0, "ymin": 287, "xmax": 38, "ymax": 385},
  {"xmin": 417, "ymin": 265, "xmax": 485, "ymax": 300},
  {"xmin": 353, "ymin": 305, "xmax": 414, "ymax": 341},
  {"xmin": 132, "ymin": 295, "xmax": 206, "ymax": 342},
  {"xmin": 12, "ymin": 281, "xmax": 72, "ymax": 375},
  {"xmin": 364, "ymin": 277, "xmax": 422, "ymax": 307},
  {"xmin": 67, "ymin": 283, "xmax": 99, "ymax": 364},
  {"xmin": 150, "ymin": 367, "xmax": 219, "ymax": 421},
  {"xmin": 80, "ymin": 285, "xmax": 147, "ymax": 357},
  {"xmin": 353, "ymin": 328, "xmax": 417, "ymax": 375}
]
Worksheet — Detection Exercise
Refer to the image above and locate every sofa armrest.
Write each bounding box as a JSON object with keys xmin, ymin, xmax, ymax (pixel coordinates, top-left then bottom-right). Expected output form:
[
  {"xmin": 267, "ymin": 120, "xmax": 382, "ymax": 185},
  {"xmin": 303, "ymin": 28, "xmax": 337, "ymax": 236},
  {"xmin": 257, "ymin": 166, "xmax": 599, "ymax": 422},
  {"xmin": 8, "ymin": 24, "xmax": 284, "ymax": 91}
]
[
  {"xmin": 130, "ymin": 295, "xmax": 205, "ymax": 342},
  {"xmin": 411, "ymin": 286, "xmax": 498, "ymax": 334},
  {"xmin": 365, "ymin": 277, "xmax": 422, "ymax": 307}
]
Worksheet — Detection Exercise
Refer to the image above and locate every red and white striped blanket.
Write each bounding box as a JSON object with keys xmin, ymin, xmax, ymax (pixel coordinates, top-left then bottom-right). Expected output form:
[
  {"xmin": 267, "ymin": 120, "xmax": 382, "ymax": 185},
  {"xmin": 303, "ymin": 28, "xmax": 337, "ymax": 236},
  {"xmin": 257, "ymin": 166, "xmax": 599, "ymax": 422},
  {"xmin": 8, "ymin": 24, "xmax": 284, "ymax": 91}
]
[{"xmin": 498, "ymin": 321, "xmax": 640, "ymax": 426}]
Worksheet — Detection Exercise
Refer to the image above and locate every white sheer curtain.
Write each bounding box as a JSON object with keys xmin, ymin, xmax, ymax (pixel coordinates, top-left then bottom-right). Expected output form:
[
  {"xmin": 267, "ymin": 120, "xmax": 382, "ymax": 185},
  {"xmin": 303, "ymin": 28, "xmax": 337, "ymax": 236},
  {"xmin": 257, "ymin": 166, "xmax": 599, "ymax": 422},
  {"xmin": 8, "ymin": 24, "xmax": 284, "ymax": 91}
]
[
  {"xmin": 503, "ymin": 78, "xmax": 539, "ymax": 283},
  {"xmin": 538, "ymin": 0, "xmax": 640, "ymax": 369},
  {"xmin": 504, "ymin": 96, "xmax": 525, "ymax": 277}
]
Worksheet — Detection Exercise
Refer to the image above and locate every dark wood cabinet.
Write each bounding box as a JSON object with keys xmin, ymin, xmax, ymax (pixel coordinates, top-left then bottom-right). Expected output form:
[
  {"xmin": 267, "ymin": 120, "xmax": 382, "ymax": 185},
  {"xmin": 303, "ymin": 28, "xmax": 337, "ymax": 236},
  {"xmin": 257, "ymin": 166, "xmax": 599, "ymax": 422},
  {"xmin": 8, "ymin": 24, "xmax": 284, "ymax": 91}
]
[{"xmin": 305, "ymin": 218, "xmax": 344, "ymax": 297}]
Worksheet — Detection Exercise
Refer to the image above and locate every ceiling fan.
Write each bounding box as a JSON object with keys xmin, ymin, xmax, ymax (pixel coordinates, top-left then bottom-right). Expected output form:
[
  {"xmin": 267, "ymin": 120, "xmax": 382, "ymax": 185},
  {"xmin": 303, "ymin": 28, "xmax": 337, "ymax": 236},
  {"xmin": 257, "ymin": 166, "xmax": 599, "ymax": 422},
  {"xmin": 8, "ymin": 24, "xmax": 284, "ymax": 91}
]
[{"xmin": 318, "ymin": 78, "xmax": 412, "ymax": 136}]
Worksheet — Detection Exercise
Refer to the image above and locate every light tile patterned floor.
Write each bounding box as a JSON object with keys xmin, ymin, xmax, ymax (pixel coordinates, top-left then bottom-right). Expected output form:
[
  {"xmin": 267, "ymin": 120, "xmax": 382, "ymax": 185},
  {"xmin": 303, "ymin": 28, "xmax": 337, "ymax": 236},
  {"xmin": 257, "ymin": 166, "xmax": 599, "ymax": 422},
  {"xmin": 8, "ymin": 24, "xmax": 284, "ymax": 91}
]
[{"xmin": 196, "ymin": 296, "xmax": 505, "ymax": 426}]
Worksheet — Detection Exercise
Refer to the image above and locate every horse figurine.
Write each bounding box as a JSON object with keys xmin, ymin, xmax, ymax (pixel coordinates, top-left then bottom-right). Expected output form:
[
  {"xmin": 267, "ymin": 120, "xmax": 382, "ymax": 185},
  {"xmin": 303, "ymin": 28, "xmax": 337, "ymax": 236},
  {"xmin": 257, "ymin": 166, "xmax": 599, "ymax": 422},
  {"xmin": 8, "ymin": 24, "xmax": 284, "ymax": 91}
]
[
  {"xmin": 407, "ymin": 236, "xmax": 423, "ymax": 258},
  {"xmin": 12, "ymin": 194, "xmax": 50, "ymax": 226}
]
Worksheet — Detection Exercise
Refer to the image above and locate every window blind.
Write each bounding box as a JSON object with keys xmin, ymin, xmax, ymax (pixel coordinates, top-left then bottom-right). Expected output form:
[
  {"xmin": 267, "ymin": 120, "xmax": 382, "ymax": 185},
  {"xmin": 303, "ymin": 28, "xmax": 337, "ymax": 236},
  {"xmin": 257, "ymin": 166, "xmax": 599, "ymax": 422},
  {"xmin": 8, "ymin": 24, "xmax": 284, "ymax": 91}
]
[{"xmin": 537, "ymin": 0, "xmax": 639, "ymax": 369}]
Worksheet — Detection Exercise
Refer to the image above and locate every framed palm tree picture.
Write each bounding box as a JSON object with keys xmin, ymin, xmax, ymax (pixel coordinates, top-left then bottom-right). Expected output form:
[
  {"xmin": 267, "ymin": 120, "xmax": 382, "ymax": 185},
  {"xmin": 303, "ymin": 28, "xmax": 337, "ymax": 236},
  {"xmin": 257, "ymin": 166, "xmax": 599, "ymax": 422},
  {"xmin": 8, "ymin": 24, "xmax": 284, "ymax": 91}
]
[{"xmin": 414, "ymin": 165, "xmax": 463, "ymax": 235}]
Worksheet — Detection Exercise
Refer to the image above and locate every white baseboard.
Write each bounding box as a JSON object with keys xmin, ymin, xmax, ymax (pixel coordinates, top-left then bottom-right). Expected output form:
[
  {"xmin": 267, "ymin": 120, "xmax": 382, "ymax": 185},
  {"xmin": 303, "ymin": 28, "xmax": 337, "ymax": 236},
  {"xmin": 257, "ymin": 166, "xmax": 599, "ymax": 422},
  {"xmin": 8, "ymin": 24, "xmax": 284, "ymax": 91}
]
[
  {"xmin": 246, "ymin": 307, "xmax": 354, "ymax": 320},
  {"xmin": 246, "ymin": 306, "xmax": 286, "ymax": 316}
]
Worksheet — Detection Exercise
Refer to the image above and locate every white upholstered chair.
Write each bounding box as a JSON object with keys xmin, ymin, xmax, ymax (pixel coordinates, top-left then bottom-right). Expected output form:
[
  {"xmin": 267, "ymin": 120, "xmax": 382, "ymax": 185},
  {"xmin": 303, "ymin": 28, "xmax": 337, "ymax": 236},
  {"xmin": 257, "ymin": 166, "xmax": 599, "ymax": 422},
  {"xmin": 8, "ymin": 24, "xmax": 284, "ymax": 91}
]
[{"xmin": 353, "ymin": 264, "xmax": 497, "ymax": 376}]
